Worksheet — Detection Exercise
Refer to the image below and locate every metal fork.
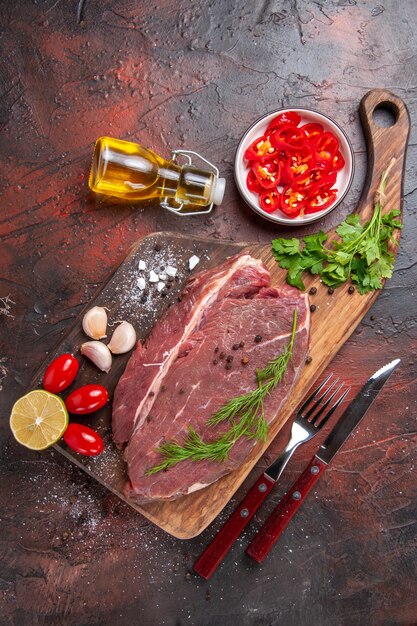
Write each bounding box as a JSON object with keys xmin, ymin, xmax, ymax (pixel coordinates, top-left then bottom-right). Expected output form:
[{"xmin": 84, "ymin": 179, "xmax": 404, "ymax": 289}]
[{"xmin": 193, "ymin": 374, "xmax": 349, "ymax": 580}]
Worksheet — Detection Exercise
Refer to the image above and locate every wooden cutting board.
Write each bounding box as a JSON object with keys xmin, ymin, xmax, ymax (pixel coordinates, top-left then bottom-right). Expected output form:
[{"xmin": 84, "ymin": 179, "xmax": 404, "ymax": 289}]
[{"xmin": 31, "ymin": 89, "xmax": 409, "ymax": 538}]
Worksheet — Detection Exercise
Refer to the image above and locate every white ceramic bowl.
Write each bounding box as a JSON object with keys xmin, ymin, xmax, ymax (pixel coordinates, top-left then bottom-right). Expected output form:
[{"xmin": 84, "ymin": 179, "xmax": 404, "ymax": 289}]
[{"xmin": 234, "ymin": 107, "xmax": 354, "ymax": 226}]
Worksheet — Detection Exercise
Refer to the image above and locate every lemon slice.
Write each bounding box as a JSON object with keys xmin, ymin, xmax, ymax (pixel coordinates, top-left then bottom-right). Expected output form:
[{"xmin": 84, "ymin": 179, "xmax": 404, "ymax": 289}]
[{"xmin": 9, "ymin": 390, "xmax": 69, "ymax": 450}]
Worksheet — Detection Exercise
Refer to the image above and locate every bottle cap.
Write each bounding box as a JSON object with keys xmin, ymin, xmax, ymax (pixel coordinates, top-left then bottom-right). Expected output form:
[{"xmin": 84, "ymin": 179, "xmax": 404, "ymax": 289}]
[{"xmin": 210, "ymin": 177, "xmax": 226, "ymax": 206}]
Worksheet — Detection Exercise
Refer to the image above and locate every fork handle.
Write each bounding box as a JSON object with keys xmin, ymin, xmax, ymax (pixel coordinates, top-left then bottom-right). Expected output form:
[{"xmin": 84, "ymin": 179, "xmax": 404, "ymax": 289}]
[
  {"xmin": 193, "ymin": 473, "xmax": 275, "ymax": 579},
  {"xmin": 246, "ymin": 456, "xmax": 326, "ymax": 564}
]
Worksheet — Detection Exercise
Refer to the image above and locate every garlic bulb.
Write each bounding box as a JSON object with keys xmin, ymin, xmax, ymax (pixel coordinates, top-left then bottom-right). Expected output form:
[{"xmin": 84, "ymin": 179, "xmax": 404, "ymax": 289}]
[
  {"xmin": 108, "ymin": 321, "xmax": 136, "ymax": 354},
  {"xmin": 80, "ymin": 341, "xmax": 112, "ymax": 372},
  {"xmin": 82, "ymin": 306, "xmax": 108, "ymax": 339}
]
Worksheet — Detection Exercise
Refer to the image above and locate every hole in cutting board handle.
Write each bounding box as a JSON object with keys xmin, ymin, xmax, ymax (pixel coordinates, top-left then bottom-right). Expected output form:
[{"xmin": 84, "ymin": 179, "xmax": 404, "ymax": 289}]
[{"xmin": 372, "ymin": 101, "xmax": 399, "ymax": 128}]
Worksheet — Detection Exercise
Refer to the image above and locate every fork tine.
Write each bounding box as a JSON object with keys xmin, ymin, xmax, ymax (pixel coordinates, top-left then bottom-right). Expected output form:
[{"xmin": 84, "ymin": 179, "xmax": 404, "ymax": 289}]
[
  {"xmin": 310, "ymin": 383, "xmax": 344, "ymax": 425},
  {"xmin": 317, "ymin": 387, "xmax": 351, "ymax": 429},
  {"xmin": 297, "ymin": 373, "xmax": 333, "ymax": 416},
  {"xmin": 303, "ymin": 378, "xmax": 339, "ymax": 421}
]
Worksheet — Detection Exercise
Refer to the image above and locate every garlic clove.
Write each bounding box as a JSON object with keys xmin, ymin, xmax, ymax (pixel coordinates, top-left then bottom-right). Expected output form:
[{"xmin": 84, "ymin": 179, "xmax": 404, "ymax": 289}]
[
  {"xmin": 80, "ymin": 341, "xmax": 112, "ymax": 373},
  {"xmin": 82, "ymin": 306, "xmax": 108, "ymax": 340},
  {"xmin": 108, "ymin": 321, "xmax": 137, "ymax": 354}
]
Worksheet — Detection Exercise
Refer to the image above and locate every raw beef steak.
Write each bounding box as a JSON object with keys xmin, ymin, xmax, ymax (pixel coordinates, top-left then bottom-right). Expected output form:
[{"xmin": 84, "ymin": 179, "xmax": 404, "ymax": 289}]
[{"xmin": 112, "ymin": 254, "xmax": 310, "ymax": 504}]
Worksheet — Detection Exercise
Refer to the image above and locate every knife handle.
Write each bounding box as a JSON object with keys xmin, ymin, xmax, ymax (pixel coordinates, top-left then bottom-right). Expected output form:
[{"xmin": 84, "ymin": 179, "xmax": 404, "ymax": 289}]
[
  {"xmin": 193, "ymin": 474, "xmax": 275, "ymax": 579},
  {"xmin": 246, "ymin": 456, "xmax": 326, "ymax": 564}
]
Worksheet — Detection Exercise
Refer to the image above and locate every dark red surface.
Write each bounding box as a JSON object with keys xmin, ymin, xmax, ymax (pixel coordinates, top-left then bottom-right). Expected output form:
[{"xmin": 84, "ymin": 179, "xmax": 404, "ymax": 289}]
[
  {"xmin": 246, "ymin": 457, "xmax": 326, "ymax": 563},
  {"xmin": 1, "ymin": 1, "xmax": 416, "ymax": 625},
  {"xmin": 194, "ymin": 474, "xmax": 275, "ymax": 580}
]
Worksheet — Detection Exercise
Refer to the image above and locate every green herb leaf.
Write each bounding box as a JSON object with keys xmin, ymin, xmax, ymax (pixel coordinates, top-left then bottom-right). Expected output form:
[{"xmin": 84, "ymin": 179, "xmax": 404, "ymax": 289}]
[{"xmin": 271, "ymin": 165, "xmax": 400, "ymax": 294}]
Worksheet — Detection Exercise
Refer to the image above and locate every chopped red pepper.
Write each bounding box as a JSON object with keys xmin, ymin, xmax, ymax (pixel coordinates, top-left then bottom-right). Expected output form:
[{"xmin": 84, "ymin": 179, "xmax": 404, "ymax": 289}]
[
  {"xmin": 244, "ymin": 136, "xmax": 276, "ymax": 161},
  {"xmin": 316, "ymin": 131, "xmax": 339, "ymax": 163},
  {"xmin": 329, "ymin": 150, "xmax": 345, "ymax": 172},
  {"xmin": 280, "ymin": 185, "xmax": 309, "ymax": 216},
  {"xmin": 302, "ymin": 123, "xmax": 324, "ymax": 147},
  {"xmin": 246, "ymin": 169, "xmax": 262, "ymax": 193},
  {"xmin": 270, "ymin": 126, "xmax": 306, "ymax": 152},
  {"xmin": 305, "ymin": 183, "xmax": 338, "ymax": 213},
  {"xmin": 266, "ymin": 111, "xmax": 301, "ymax": 133},
  {"xmin": 259, "ymin": 189, "xmax": 281, "ymax": 213},
  {"xmin": 252, "ymin": 160, "xmax": 281, "ymax": 189},
  {"xmin": 293, "ymin": 167, "xmax": 336, "ymax": 190},
  {"xmin": 284, "ymin": 146, "xmax": 316, "ymax": 181}
]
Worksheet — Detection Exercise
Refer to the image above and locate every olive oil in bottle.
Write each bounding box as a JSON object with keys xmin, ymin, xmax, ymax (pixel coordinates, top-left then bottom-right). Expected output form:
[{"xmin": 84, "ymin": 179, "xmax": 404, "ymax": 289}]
[{"xmin": 89, "ymin": 137, "xmax": 225, "ymax": 215}]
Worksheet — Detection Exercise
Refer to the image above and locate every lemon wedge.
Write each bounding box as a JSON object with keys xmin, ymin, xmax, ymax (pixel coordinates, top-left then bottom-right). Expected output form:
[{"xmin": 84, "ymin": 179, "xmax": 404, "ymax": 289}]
[{"xmin": 9, "ymin": 389, "xmax": 69, "ymax": 450}]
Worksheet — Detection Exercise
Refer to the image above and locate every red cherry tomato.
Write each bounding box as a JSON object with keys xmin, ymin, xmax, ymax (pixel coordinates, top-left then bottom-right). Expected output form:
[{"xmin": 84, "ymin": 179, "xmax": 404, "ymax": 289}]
[
  {"xmin": 63, "ymin": 423, "xmax": 104, "ymax": 456},
  {"xmin": 65, "ymin": 384, "xmax": 108, "ymax": 415},
  {"xmin": 42, "ymin": 354, "xmax": 79, "ymax": 394}
]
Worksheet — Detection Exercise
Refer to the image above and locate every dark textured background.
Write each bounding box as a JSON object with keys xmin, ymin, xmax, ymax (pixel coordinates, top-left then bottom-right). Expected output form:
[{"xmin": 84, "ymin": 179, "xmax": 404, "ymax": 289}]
[{"xmin": 0, "ymin": 1, "xmax": 416, "ymax": 625}]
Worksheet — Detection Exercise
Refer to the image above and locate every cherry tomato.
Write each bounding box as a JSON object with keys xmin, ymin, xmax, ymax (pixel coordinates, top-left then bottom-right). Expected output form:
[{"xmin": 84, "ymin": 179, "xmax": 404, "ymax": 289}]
[
  {"xmin": 63, "ymin": 423, "xmax": 103, "ymax": 456},
  {"xmin": 42, "ymin": 354, "xmax": 79, "ymax": 394},
  {"xmin": 266, "ymin": 111, "xmax": 301, "ymax": 133},
  {"xmin": 259, "ymin": 189, "xmax": 281, "ymax": 213},
  {"xmin": 65, "ymin": 384, "xmax": 108, "ymax": 415},
  {"xmin": 246, "ymin": 169, "xmax": 262, "ymax": 193}
]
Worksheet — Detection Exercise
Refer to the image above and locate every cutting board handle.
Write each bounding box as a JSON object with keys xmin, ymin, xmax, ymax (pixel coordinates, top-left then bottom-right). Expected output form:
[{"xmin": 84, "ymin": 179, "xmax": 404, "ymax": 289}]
[{"xmin": 358, "ymin": 89, "xmax": 410, "ymax": 218}]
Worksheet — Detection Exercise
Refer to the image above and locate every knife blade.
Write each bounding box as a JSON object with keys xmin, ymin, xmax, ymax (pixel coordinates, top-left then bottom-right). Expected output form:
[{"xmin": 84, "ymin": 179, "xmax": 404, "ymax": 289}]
[{"xmin": 246, "ymin": 358, "xmax": 400, "ymax": 563}]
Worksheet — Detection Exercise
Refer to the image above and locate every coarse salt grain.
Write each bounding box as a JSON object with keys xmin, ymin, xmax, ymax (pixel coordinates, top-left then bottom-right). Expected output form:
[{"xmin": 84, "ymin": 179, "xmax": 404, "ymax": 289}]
[
  {"xmin": 166, "ymin": 266, "xmax": 177, "ymax": 277},
  {"xmin": 159, "ymin": 273, "xmax": 167, "ymax": 281},
  {"xmin": 138, "ymin": 260, "xmax": 146, "ymax": 271},
  {"xmin": 149, "ymin": 270, "xmax": 158, "ymax": 283},
  {"xmin": 156, "ymin": 281, "xmax": 165, "ymax": 292},
  {"xmin": 137, "ymin": 277, "xmax": 146, "ymax": 290},
  {"xmin": 188, "ymin": 255, "xmax": 200, "ymax": 271}
]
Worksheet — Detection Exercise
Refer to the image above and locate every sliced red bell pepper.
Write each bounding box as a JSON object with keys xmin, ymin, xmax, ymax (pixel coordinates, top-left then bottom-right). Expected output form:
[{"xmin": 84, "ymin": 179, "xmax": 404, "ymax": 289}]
[
  {"xmin": 305, "ymin": 183, "xmax": 338, "ymax": 214},
  {"xmin": 270, "ymin": 126, "xmax": 306, "ymax": 152},
  {"xmin": 252, "ymin": 160, "xmax": 281, "ymax": 189},
  {"xmin": 266, "ymin": 111, "xmax": 301, "ymax": 134},
  {"xmin": 302, "ymin": 123, "xmax": 324, "ymax": 147},
  {"xmin": 280, "ymin": 185, "xmax": 309, "ymax": 216},
  {"xmin": 259, "ymin": 189, "xmax": 281, "ymax": 213},
  {"xmin": 315, "ymin": 131, "xmax": 339, "ymax": 164},
  {"xmin": 244, "ymin": 136, "xmax": 276, "ymax": 161},
  {"xmin": 246, "ymin": 169, "xmax": 262, "ymax": 194}
]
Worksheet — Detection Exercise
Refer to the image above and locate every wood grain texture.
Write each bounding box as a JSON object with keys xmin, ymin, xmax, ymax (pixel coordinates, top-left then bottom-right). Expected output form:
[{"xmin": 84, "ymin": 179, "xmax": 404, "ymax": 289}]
[
  {"xmin": 28, "ymin": 88, "xmax": 409, "ymax": 539},
  {"xmin": 1, "ymin": 2, "xmax": 417, "ymax": 625}
]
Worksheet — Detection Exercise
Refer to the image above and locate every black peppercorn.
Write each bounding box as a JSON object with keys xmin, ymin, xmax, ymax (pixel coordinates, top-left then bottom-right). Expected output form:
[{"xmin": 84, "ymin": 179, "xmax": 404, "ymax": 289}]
[
  {"xmin": 255, "ymin": 335, "xmax": 262, "ymax": 343},
  {"xmin": 327, "ymin": 287, "xmax": 334, "ymax": 295},
  {"xmin": 305, "ymin": 355, "xmax": 312, "ymax": 364},
  {"xmin": 149, "ymin": 391, "xmax": 155, "ymax": 397},
  {"xmin": 219, "ymin": 352, "xmax": 225, "ymax": 359},
  {"xmin": 141, "ymin": 295, "xmax": 147, "ymax": 304},
  {"xmin": 214, "ymin": 347, "xmax": 219, "ymax": 353},
  {"xmin": 153, "ymin": 243, "xmax": 161, "ymax": 252},
  {"xmin": 232, "ymin": 343, "xmax": 240, "ymax": 350},
  {"xmin": 348, "ymin": 285, "xmax": 355, "ymax": 294},
  {"xmin": 310, "ymin": 304, "xmax": 317, "ymax": 313},
  {"xmin": 161, "ymin": 289, "xmax": 168, "ymax": 297},
  {"xmin": 213, "ymin": 359, "xmax": 218, "ymax": 365},
  {"xmin": 370, "ymin": 315, "xmax": 376, "ymax": 321},
  {"xmin": 239, "ymin": 340, "xmax": 245, "ymax": 348},
  {"xmin": 226, "ymin": 355, "xmax": 233, "ymax": 363},
  {"xmin": 309, "ymin": 286, "xmax": 317, "ymax": 295},
  {"xmin": 226, "ymin": 362, "xmax": 232, "ymax": 370}
]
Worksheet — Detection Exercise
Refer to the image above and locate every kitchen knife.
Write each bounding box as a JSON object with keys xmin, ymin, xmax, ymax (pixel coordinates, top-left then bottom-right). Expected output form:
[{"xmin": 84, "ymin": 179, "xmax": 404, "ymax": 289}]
[{"xmin": 245, "ymin": 358, "xmax": 400, "ymax": 563}]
